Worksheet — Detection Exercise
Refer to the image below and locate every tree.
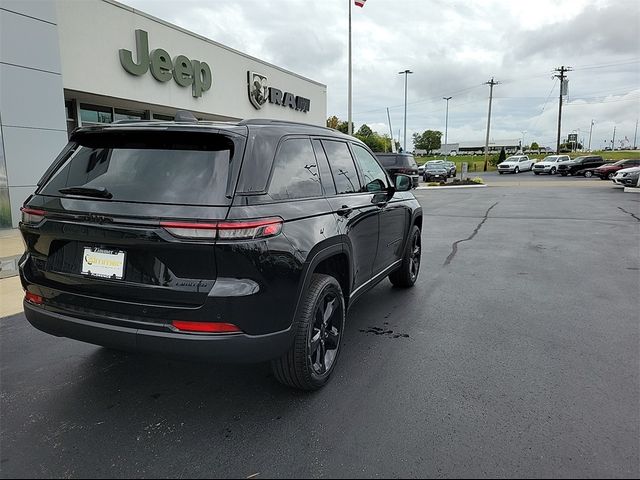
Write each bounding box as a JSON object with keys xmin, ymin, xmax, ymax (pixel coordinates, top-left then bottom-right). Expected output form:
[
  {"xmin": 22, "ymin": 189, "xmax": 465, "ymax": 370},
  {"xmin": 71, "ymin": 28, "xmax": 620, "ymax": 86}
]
[
  {"xmin": 326, "ymin": 115, "xmax": 352, "ymax": 134},
  {"xmin": 356, "ymin": 124, "xmax": 373, "ymax": 137},
  {"xmin": 326, "ymin": 115, "xmax": 340, "ymax": 130},
  {"xmin": 490, "ymin": 147, "xmax": 506, "ymax": 166},
  {"xmin": 325, "ymin": 117, "xmax": 391, "ymax": 152},
  {"xmin": 412, "ymin": 130, "xmax": 442, "ymax": 154},
  {"xmin": 530, "ymin": 141, "xmax": 539, "ymax": 151},
  {"xmin": 355, "ymin": 124, "xmax": 391, "ymax": 152}
]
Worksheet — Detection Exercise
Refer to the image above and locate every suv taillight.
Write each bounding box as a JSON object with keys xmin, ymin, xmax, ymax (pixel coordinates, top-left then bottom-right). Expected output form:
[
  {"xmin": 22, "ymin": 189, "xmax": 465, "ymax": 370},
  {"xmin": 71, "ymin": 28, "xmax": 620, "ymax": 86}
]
[
  {"xmin": 20, "ymin": 207, "xmax": 46, "ymax": 225},
  {"xmin": 161, "ymin": 217, "xmax": 283, "ymax": 240}
]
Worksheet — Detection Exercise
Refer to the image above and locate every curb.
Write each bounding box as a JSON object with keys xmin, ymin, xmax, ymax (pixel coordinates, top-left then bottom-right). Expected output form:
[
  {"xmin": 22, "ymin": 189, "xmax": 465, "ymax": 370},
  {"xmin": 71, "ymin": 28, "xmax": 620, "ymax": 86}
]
[
  {"xmin": 624, "ymin": 187, "xmax": 640, "ymax": 193},
  {"xmin": 0, "ymin": 255, "xmax": 20, "ymax": 279},
  {"xmin": 416, "ymin": 184, "xmax": 487, "ymax": 190}
]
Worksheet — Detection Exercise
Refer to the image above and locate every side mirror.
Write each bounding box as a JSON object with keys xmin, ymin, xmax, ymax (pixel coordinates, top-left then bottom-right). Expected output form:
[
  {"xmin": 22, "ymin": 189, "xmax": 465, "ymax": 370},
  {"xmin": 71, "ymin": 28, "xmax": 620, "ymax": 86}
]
[{"xmin": 395, "ymin": 174, "xmax": 412, "ymax": 192}]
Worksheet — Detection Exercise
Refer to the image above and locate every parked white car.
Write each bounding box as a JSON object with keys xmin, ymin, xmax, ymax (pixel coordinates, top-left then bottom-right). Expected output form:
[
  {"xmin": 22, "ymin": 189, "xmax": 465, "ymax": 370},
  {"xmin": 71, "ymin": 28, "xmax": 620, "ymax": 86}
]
[
  {"xmin": 532, "ymin": 155, "xmax": 571, "ymax": 175},
  {"xmin": 497, "ymin": 155, "xmax": 534, "ymax": 174},
  {"xmin": 612, "ymin": 166, "xmax": 640, "ymax": 187}
]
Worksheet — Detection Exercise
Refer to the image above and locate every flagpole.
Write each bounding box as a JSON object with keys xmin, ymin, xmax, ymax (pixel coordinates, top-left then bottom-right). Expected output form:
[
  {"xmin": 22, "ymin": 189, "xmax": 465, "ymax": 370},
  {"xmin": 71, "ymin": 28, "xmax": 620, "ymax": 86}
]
[{"xmin": 348, "ymin": 0, "xmax": 353, "ymax": 135}]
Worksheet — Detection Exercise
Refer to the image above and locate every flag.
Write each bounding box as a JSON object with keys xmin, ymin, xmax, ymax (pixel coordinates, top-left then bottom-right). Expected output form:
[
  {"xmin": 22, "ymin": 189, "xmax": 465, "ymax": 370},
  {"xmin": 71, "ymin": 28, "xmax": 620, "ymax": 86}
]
[{"xmin": 355, "ymin": 0, "xmax": 367, "ymax": 7}]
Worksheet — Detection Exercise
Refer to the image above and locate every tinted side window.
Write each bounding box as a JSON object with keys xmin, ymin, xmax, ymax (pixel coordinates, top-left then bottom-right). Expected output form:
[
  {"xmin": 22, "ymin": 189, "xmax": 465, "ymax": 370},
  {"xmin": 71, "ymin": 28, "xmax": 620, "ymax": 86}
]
[
  {"xmin": 352, "ymin": 144, "xmax": 388, "ymax": 192},
  {"xmin": 268, "ymin": 138, "xmax": 322, "ymax": 200},
  {"xmin": 322, "ymin": 140, "xmax": 361, "ymax": 194},
  {"xmin": 312, "ymin": 139, "xmax": 337, "ymax": 196}
]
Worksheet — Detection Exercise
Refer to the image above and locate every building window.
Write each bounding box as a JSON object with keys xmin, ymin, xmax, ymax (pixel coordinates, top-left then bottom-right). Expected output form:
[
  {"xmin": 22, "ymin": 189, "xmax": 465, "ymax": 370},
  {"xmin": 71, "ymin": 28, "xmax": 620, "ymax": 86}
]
[
  {"xmin": 65, "ymin": 99, "xmax": 77, "ymax": 137},
  {"xmin": 114, "ymin": 109, "xmax": 144, "ymax": 122},
  {"xmin": 152, "ymin": 113, "xmax": 174, "ymax": 121},
  {"xmin": 80, "ymin": 104, "xmax": 113, "ymax": 124}
]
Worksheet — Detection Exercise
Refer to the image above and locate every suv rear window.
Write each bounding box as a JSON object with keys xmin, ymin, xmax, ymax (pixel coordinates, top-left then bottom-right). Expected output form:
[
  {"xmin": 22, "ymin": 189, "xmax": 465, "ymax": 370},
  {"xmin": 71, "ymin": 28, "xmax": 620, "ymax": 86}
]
[
  {"xmin": 376, "ymin": 154, "xmax": 417, "ymax": 168},
  {"xmin": 40, "ymin": 130, "xmax": 241, "ymax": 206}
]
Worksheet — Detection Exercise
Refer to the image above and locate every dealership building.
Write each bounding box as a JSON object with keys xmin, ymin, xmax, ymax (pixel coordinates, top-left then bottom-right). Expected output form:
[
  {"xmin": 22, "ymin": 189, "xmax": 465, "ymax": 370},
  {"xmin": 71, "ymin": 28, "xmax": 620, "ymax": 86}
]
[{"xmin": 0, "ymin": 0, "xmax": 327, "ymax": 227}]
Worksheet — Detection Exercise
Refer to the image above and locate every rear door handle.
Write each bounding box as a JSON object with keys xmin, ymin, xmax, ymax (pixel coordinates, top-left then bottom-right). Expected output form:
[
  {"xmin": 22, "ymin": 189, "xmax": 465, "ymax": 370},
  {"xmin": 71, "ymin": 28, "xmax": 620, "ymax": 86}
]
[{"xmin": 336, "ymin": 205, "xmax": 353, "ymax": 217}]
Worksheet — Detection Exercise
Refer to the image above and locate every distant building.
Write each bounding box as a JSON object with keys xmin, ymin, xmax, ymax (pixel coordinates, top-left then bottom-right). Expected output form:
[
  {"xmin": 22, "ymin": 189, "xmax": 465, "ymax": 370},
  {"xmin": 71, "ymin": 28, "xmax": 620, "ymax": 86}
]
[{"xmin": 435, "ymin": 139, "xmax": 523, "ymax": 155}]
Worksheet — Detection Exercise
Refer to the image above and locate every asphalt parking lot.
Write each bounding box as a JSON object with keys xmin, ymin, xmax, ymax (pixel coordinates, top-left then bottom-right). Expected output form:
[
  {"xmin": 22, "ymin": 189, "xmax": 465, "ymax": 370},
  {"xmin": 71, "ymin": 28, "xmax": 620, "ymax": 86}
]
[{"xmin": 1, "ymin": 177, "xmax": 639, "ymax": 478}]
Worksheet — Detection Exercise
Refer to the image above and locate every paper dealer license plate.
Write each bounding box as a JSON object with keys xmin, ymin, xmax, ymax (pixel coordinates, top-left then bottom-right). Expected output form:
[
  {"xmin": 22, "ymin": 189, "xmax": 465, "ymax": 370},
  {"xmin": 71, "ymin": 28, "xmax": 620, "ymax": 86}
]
[{"xmin": 81, "ymin": 247, "xmax": 125, "ymax": 279}]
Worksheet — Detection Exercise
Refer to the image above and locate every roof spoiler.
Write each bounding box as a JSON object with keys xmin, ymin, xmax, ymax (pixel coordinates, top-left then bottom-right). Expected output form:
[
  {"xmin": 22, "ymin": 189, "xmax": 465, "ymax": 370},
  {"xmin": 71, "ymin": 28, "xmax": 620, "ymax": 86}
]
[{"xmin": 174, "ymin": 110, "xmax": 199, "ymax": 123}]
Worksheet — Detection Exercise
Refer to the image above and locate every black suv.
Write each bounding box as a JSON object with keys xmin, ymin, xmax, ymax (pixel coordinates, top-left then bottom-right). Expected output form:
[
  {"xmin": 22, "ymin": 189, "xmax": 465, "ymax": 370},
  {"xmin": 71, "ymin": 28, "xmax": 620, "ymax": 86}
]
[
  {"xmin": 374, "ymin": 153, "xmax": 420, "ymax": 188},
  {"xmin": 19, "ymin": 116, "xmax": 422, "ymax": 390},
  {"xmin": 557, "ymin": 155, "xmax": 605, "ymax": 176}
]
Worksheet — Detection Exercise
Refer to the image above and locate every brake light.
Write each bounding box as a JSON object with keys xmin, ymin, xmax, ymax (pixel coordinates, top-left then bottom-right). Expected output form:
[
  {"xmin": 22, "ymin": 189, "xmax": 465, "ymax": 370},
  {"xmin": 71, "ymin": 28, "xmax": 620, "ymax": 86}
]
[
  {"xmin": 25, "ymin": 292, "xmax": 44, "ymax": 305},
  {"xmin": 20, "ymin": 207, "xmax": 45, "ymax": 225},
  {"xmin": 161, "ymin": 217, "xmax": 283, "ymax": 240},
  {"xmin": 172, "ymin": 321, "xmax": 242, "ymax": 333},
  {"xmin": 216, "ymin": 218, "xmax": 283, "ymax": 240},
  {"xmin": 159, "ymin": 221, "xmax": 218, "ymax": 239}
]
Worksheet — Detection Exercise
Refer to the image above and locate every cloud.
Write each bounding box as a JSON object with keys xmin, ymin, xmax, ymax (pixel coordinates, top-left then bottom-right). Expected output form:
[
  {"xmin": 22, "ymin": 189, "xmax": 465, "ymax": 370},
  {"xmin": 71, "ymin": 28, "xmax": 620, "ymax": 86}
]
[{"xmin": 124, "ymin": 0, "xmax": 640, "ymax": 150}]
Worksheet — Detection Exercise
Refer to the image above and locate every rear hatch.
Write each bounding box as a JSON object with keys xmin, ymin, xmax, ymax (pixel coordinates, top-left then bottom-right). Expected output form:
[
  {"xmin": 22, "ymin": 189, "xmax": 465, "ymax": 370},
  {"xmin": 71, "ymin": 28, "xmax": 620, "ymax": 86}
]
[{"xmin": 22, "ymin": 126, "xmax": 246, "ymax": 309}]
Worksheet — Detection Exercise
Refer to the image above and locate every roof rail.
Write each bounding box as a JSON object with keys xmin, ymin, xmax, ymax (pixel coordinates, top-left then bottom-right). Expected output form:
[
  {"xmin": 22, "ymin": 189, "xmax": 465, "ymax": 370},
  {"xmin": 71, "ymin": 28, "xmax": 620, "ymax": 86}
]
[
  {"xmin": 111, "ymin": 119, "xmax": 161, "ymax": 125},
  {"xmin": 238, "ymin": 118, "xmax": 337, "ymax": 132}
]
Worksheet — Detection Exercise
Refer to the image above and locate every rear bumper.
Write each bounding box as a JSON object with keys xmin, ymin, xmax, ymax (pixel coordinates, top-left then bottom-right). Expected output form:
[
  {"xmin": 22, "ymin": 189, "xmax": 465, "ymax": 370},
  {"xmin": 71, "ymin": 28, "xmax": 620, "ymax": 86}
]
[{"xmin": 24, "ymin": 302, "xmax": 294, "ymax": 363}]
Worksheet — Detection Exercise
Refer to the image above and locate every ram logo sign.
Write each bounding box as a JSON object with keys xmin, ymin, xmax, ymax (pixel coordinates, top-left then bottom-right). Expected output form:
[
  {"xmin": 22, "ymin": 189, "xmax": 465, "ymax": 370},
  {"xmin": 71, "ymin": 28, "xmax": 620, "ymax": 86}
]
[{"xmin": 247, "ymin": 71, "xmax": 310, "ymax": 113}]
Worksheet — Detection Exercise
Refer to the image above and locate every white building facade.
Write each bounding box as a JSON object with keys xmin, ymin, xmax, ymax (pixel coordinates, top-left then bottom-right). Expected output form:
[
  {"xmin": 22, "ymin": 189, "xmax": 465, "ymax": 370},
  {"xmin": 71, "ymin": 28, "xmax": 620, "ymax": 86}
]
[{"xmin": 0, "ymin": 0, "xmax": 327, "ymax": 227}]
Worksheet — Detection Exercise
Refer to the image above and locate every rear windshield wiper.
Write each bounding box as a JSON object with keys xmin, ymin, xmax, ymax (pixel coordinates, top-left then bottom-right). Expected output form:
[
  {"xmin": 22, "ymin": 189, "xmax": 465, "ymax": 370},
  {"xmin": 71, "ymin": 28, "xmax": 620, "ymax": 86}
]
[{"xmin": 59, "ymin": 186, "xmax": 113, "ymax": 199}]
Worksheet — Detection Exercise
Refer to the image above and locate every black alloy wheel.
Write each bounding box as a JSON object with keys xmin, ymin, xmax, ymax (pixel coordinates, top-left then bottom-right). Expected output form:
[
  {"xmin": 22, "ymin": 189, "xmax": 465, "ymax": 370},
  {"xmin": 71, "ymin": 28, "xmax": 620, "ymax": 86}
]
[
  {"xmin": 308, "ymin": 290, "xmax": 342, "ymax": 376},
  {"xmin": 271, "ymin": 274, "xmax": 345, "ymax": 390},
  {"xmin": 551, "ymin": 167, "xmax": 556, "ymax": 174},
  {"xmin": 389, "ymin": 224, "xmax": 421, "ymax": 287}
]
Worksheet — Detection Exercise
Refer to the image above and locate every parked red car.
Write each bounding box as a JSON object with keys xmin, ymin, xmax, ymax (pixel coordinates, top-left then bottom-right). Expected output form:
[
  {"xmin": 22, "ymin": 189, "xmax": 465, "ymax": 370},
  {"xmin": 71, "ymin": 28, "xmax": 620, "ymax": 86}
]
[{"xmin": 594, "ymin": 159, "xmax": 640, "ymax": 180}]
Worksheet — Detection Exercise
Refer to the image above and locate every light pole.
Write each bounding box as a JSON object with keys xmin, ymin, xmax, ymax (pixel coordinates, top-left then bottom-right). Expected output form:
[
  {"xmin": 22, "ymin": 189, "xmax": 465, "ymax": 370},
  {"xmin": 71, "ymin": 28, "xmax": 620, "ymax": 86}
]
[
  {"xmin": 443, "ymin": 96, "xmax": 452, "ymax": 159},
  {"xmin": 588, "ymin": 119, "xmax": 594, "ymax": 151},
  {"xmin": 399, "ymin": 70, "xmax": 413, "ymax": 152},
  {"xmin": 521, "ymin": 130, "xmax": 527, "ymax": 152}
]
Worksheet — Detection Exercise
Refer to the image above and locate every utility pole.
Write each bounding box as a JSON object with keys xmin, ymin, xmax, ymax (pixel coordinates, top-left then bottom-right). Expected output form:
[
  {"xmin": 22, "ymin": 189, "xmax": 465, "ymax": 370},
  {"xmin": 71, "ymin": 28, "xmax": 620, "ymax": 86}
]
[
  {"xmin": 483, "ymin": 78, "xmax": 499, "ymax": 172},
  {"xmin": 588, "ymin": 119, "xmax": 594, "ymax": 151},
  {"xmin": 386, "ymin": 107, "xmax": 394, "ymax": 152},
  {"xmin": 347, "ymin": 0, "xmax": 353, "ymax": 135},
  {"xmin": 443, "ymin": 96, "xmax": 452, "ymax": 159},
  {"xmin": 399, "ymin": 70, "xmax": 413, "ymax": 152},
  {"xmin": 554, "ymin": 66, "xmax": 572, "ymax": 154},
  {"xmin": 611, "ymin": 126, "xmax": 616, "ymax": 151},
  {"xmin": 634, "ymin": 119, "xmax": 638, "ymax": 150}
]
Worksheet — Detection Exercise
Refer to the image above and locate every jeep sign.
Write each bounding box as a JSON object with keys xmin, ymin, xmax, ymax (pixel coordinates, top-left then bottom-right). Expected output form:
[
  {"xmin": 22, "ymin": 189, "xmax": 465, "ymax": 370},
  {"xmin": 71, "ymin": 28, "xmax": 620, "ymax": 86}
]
[{"xmin": 119, "ymin": 30, "xmax": 212, "ymax": 98}]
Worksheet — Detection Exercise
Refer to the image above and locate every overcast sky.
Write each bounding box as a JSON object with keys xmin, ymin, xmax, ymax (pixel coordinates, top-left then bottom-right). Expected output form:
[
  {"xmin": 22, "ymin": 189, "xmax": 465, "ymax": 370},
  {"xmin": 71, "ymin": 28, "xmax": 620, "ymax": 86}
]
[{"xmin": 125, "ymin": 0, "xmax": 639, "ymax": 150}]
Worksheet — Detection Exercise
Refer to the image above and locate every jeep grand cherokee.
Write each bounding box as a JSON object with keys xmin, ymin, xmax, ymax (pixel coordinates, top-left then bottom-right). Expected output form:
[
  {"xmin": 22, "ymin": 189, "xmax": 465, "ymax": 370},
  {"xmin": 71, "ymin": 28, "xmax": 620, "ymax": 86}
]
[{"xmin": 19, "ymin": 115, "xmax": 423, "ymax": 390}]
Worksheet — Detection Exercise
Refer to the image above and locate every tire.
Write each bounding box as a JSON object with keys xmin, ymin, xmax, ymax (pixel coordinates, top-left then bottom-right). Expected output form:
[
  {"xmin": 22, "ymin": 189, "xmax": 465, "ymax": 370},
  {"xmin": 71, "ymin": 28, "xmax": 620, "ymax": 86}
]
[
  {"xmin": 271, "ymin": 274, "xmax": 345, "ymax": 391},
  {"xmin": 584, "ymin": 171, "xmax": 593, "ymax": 178},
  {"xmin": 534, "ymin": 172, "xmax": 540, "ymax": 175},
  {"xmin": 550, "ymin": 167, "xmax": 556, "ymax": 175},
  {"xmin": 561, "ymin": 172, "xmax": 567, "ymax": 177},
  {"xmin": 607, "ymin": 172, "xmax": 615, "ymax": 180},
  {"xmin": 499, "ymin": 171, "xmax": 504, "ymax": 175},
  {"xmin": 514, "ymin": 167, "xmax": 520, "ymax": 174},
  {"xmin": 389, "ymin": 225, "xmax": 421, "ymax": 288}
]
